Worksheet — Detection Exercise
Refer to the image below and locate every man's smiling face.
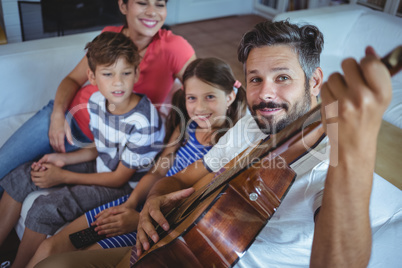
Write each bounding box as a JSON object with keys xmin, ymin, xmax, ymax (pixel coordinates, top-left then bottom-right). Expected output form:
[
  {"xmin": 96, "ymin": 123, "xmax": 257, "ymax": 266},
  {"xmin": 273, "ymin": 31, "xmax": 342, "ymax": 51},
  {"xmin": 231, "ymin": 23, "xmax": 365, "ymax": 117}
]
[{"xmin": 245, "ymin": 45, "xmax": 315, "ymax": 134}]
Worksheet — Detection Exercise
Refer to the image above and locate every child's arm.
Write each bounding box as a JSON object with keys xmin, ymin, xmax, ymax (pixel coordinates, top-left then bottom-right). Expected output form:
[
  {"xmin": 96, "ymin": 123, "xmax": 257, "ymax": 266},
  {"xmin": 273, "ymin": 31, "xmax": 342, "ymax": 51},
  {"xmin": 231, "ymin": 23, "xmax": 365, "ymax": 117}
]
[
  {"xmin": 31, "ymin": 161, "xmax": 136, "ymax": 188},
  {"xmin": 91, "ymin": 127, "xmax": 182, "ymax": 236},
  {"xmin": 31, "ymin": 144, "xmax": 98, "ymax": 171},
  {"xmin": 58, "ymin": 145, "xmax": 98, "ymax": 165}
]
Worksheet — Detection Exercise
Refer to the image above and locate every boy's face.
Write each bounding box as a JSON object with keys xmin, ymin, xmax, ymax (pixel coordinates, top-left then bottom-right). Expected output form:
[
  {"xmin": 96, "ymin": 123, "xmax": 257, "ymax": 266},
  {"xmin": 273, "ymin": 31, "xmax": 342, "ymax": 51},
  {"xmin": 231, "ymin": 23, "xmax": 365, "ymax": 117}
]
[{"xmin": 88, "ymin": 57, "xmax": 139, "ymax": 108}]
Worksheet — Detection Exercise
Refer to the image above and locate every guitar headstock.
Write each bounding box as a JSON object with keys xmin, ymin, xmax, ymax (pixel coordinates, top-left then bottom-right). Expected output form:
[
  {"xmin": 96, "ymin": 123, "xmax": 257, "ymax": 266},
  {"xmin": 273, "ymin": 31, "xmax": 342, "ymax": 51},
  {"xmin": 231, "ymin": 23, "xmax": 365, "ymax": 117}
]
[{"xmin": 381, "ymin": 45, "xmax": 402, "ymax": 76}]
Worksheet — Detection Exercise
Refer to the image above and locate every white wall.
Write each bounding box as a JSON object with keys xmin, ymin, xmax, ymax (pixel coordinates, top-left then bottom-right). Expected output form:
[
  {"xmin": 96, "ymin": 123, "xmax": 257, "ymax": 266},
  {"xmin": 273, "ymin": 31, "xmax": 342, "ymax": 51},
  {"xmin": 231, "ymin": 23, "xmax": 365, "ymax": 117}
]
[{"xmin": 166, "ymin": 0, "xmax": 254, "ymax": 25}]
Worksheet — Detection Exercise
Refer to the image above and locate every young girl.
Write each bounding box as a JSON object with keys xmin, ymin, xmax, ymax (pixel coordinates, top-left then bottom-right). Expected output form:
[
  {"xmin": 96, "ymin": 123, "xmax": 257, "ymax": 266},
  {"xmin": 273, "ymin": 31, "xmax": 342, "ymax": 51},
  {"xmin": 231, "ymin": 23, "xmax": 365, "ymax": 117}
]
[{"xmin": 29, "ymin": 57, "xmax": 247, "ymax": 267}]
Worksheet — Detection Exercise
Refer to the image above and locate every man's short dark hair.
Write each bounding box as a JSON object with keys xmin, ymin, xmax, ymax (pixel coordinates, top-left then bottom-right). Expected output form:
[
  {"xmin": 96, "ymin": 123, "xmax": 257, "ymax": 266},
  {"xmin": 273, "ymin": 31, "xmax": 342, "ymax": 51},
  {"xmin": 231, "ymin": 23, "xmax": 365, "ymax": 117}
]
[{"xmin": 238, "ymin": 20, "xmax": 324, "ymax": 83}]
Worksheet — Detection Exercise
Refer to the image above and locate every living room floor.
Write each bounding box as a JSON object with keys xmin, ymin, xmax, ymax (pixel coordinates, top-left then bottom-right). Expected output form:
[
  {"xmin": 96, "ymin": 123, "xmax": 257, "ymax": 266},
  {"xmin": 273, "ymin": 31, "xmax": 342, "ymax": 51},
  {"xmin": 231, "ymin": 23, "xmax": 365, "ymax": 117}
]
[{"xmin": 0, "ymin": 13, "xmax": 268, "ymax": 265}]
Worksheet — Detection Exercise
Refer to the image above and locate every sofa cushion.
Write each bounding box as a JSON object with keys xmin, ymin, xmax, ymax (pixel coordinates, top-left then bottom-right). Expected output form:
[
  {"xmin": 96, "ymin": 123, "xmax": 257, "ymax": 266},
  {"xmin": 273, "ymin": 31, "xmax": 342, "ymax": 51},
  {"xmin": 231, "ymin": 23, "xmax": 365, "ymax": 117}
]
[
  {"xmin": 0, "ymin": 31, "xmax": 100, "ymax": 122},
  {"xmin": 0, "ymin": 112, "xmax": 34, "ymax": 147},
  {"xmin": 368, "ymin": 173, "xmax": 402, "ymax": 267},
  {"xmin": 341, "ymin": 10, "xmax": 402, "ymax": 129},
  {"xmin": 16, "ymin": 189, "xmax": 56, "ymax": 239},
  {"xmin": 342, "ymin": 10, "xmax": 402, "ymax": 75}
]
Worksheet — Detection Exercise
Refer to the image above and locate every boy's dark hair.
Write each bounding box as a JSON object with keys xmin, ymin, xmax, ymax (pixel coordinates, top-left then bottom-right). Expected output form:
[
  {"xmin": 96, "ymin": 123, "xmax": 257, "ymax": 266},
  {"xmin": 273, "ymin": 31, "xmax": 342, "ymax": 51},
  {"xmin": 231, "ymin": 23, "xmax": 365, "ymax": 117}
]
[
  {"xmin": 85, "ymin": 31, "xmax": 140, "ymax": 73},
  {"xmin": 165, "ymin": 58, "xmax": 247, "ymax": 145},
  {"xmin": 238, "ymin": 20, "xmax": 324, "ymax": 87}
]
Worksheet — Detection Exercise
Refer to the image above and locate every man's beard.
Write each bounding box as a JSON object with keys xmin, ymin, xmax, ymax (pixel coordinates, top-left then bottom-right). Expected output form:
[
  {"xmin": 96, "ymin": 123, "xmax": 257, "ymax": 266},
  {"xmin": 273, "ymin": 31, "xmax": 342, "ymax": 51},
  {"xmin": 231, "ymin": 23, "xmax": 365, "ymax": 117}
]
[{"xmin": 249, "ymin": 88, "xmax": 312, "ymax": 135}]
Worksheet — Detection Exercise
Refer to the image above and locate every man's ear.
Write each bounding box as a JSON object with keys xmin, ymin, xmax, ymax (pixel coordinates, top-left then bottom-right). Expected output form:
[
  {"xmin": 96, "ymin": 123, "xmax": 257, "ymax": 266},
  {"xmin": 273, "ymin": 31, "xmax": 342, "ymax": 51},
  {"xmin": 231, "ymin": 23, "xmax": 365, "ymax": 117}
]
[
  {"xmin": 87, "ymin": 69, "xmax": 97, "ymax": 86},
  {"xmin": 134, "ymin": 66, "xmax": 140, "ymax": 83},
  {"xmin": 118, "ymin": 0, "xmax": 128, "ymax": 16},
  {"xmin": 310, "ymin": 67, "xmax": 323, "ymax": 97},
  {"xmin": 226, "ymin": 90, "xmax": 236, "ymax": 108}
]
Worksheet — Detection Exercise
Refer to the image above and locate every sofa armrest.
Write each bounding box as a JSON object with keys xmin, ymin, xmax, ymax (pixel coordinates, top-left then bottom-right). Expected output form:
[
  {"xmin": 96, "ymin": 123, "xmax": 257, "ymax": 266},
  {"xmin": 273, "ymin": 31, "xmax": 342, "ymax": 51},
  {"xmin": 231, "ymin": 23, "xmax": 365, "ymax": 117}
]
[{"xmin": 0, "ymin": 31, "xmax": 100, "ymax": 121}]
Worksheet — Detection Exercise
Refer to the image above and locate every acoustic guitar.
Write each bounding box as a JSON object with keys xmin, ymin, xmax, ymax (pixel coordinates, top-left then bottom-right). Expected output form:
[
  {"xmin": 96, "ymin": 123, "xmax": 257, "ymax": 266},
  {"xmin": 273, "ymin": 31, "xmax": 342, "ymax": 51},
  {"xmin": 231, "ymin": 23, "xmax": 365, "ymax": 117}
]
[{"xmin": 132, "ymin": 46, "xmax": 402, "ymax": 268}]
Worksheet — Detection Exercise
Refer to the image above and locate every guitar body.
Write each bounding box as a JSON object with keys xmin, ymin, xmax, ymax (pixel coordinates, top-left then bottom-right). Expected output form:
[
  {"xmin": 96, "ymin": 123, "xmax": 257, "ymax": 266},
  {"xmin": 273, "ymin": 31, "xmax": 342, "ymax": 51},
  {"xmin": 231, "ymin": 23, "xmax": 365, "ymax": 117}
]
[{"xmin": 134, "ymin": 156, "xmax": 296, "ymax": 268}]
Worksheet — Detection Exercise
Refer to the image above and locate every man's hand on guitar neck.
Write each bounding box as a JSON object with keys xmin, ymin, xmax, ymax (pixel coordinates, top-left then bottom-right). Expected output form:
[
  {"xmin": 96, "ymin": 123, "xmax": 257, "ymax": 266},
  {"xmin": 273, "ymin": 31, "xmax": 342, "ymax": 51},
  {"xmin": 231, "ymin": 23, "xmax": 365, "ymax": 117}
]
[
  {"xmin": 311, "ymin": 46, "xmax": 393, "ymax": 267},
  {"xmin": 320, "ymin": 46, "xmax": 392, "ymax": 155},
  {"xmin": 136, "ymin": 187, "xmax": 195, "ymax": 256}
]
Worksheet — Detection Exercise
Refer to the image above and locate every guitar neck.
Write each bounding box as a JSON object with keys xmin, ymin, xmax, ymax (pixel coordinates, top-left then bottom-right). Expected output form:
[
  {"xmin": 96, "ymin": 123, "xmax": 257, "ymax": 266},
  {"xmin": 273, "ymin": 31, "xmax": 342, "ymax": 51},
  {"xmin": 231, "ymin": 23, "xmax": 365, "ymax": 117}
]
[{"xmin": 381, "ymin": 45, "xmax": 402, "ymax": 76}]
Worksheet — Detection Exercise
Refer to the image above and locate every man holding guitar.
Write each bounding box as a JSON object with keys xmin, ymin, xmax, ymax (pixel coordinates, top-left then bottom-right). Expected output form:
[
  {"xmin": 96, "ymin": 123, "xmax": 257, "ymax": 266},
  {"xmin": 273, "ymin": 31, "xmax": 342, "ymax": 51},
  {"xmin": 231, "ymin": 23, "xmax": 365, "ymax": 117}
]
[
  {"xmin": 35, "ymin": 20, "xmax": 397, "ymax": 267},
  {"xmin": 134, "ymin": 20, "xmax": 393, "ymax": 268}
]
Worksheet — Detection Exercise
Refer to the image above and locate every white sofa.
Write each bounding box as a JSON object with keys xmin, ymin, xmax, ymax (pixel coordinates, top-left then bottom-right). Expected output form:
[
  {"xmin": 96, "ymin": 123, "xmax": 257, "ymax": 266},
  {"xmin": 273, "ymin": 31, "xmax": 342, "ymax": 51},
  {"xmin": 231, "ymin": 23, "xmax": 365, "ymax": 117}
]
[{"xmin": 0, "ymin": 4, "xmax": 401, "ymax": 266}]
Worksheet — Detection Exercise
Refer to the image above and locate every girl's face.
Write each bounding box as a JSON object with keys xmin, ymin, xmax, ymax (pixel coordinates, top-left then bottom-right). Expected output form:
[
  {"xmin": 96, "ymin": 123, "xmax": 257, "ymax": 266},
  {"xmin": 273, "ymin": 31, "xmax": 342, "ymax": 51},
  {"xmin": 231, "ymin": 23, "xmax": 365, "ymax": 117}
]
[
  {"xmin": 119, "ymin": 0, "xmax": 167, "ymax": 38},
  {"xmin": 185, "ymin": 77, "xmax": 235, "ymax": 130}
]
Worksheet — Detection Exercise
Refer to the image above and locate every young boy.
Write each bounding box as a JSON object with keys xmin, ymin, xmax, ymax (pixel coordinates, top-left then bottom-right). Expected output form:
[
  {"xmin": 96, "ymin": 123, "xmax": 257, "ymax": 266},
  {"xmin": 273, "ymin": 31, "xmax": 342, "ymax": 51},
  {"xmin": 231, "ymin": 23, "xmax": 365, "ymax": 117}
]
[{"xmin": 0, "ymin": 32, "xmax": 165, "ymax": 267}]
